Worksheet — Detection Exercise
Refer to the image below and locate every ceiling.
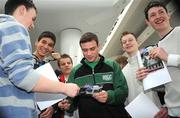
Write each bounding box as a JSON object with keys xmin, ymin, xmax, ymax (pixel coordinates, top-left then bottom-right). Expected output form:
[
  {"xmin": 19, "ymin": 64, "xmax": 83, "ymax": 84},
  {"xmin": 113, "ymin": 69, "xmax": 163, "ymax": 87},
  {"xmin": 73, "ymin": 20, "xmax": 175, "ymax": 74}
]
[
  {"xmin": 1, "ymin": 0, "xmax": 179, "ymax": 61},
  {"xmin": 101, "ymin": 0, "xmax": 149, "ymax": 57},
  {"xmin": 0, "ymin": 0, "xmax": 131, "ymax": 52},
  {"xmin": 101, "ymin": 0, "xmax": 180, "ymax": 58}
]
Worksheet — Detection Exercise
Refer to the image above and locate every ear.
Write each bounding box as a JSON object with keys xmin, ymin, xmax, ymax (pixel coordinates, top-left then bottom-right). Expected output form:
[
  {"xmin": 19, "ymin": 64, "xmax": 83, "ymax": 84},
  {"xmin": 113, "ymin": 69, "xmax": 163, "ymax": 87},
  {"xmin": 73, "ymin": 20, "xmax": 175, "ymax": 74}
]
[
  {"xmin": 97, "ymin": 44, "xmax": 101, "ymax": 52},
  {"xmin": 18, "ymin": 5, "xmax": 26, "ymax": 16},
  {"xmin": 122, "ymin": 46, "xmax": 125, "ymax": 51},
  {"xmin": 145, "ymin": 19, "xmax": 151, "ymax": 27},
  {"xmin": 167, "ymin": 13, "xmax": 171, "ymax": 20},
  {"xmin": 98, "ymin": 43, "xmax": 101, "ymax": 49},
  {"xmin": 35, "ymin": 40, "xmax": 38, "ymax": 47},
  {"xmin": 120, "ymin": 41, "xmax": 125, "ymax": 51}
]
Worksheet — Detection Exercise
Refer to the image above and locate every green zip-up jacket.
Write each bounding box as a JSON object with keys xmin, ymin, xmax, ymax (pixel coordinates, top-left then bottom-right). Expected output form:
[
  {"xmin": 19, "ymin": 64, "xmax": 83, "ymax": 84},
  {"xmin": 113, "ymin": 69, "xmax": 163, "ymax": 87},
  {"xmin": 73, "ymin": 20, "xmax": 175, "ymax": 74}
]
[{"xmin": 68, "ymin": 55, "xmax": 128, "ymax": 118}]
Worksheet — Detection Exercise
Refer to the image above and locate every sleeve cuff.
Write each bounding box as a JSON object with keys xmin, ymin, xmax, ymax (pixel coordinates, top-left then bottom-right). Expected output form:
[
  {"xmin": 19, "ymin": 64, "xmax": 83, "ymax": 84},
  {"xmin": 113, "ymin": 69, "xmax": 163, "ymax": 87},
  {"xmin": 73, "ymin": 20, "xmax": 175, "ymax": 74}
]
[
  {"xmin": 167, "ymin": 54, "xmax": 180, "ymax": 67},
  {"xmin": 19, "ymin": 69, "xmax": 41, "ymax": 92}
]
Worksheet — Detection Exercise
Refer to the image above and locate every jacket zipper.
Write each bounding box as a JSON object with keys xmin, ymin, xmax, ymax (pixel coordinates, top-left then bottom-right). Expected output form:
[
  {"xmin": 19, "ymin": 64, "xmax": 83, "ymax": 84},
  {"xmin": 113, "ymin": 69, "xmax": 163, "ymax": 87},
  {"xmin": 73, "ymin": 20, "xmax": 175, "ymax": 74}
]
[{"xmin": 92, "ymin": 68, "xmax": 96, "ymax": 84}]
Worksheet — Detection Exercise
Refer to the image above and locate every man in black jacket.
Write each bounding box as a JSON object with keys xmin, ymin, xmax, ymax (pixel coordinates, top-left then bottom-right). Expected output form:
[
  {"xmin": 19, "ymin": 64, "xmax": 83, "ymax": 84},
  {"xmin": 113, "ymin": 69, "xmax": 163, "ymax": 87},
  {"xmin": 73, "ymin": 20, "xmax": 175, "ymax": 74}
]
[{"xmin": 67, "ymin": 32, "xmax": 129, "ymax": 118}]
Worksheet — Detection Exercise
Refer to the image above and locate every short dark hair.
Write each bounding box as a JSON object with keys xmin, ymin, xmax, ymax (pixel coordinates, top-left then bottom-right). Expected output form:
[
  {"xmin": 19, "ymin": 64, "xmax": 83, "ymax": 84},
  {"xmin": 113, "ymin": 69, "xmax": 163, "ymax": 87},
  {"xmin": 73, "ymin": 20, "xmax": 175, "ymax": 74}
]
[
  {"xmin": 80, "ymin": 32, "xmax": 99, "ymax": 46},
  {"xmin": 120, "ymin": 31, "xmax": 137, "ymax": 42},
  {"xmin": 57, "ymin": 54, "xmax": 73, "ymax": 67},
  {"xmin": 144, "ymin": 1, "xmax": 167, "ymax": 20},
  {"xmin": 38, "ymin": 31, "xmax": 56, "ymax": 46},
  {"xmin": 5, "ymin": 0, "xmax": 37, "ymax": 15}
]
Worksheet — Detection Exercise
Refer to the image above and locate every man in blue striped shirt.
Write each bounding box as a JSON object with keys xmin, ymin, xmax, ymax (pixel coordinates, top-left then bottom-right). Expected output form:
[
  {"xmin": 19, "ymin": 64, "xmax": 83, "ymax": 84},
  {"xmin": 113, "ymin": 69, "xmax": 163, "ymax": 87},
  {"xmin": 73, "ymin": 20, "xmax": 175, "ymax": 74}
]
[{"xmin": 0, "ymin": 0, "xmax": 79, "ymax": 118}]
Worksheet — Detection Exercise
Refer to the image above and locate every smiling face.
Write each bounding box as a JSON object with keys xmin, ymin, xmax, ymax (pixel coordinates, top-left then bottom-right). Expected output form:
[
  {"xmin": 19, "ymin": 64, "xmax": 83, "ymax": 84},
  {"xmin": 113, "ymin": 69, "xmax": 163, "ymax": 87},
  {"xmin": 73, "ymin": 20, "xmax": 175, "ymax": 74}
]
[
  {"xmin": 121, "ymin": 33, "xmax": 138, "ymax": 56},
  {"xmin": 146, "ymin": 6, "xmax": 171, "ymax": 32},
  {"xmin": 35, "ymin": 37, "xmax": 54, "ymax": 60},
  {"xmin": 80, "ymin": 40, "xmax": 100, "ymax": 62}
]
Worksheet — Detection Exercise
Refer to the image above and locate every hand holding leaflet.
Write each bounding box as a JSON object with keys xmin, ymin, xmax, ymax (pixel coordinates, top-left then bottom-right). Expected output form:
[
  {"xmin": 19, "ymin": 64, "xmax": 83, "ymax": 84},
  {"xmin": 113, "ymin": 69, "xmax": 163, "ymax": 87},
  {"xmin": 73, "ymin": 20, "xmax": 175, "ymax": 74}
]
[
  {"xmin": 137, "ymin": 45, "xmax": 172, "ymax": 91},
  {"xmin": 35, "ymin": 63, "xmax": 66, "ymax": 110}
]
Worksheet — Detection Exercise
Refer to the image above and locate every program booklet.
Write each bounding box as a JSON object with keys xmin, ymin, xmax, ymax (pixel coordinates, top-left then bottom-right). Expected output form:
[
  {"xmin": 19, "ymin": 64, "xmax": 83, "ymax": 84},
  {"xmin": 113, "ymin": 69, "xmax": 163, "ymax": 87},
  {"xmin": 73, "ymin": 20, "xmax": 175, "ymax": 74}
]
[
  {"xmin": 140, "ymin": 45, "xmax": 164, "ymax": 72},
  {"xmin": 137, "ymin": 45, "xmax": 172, "ymax": 91}
]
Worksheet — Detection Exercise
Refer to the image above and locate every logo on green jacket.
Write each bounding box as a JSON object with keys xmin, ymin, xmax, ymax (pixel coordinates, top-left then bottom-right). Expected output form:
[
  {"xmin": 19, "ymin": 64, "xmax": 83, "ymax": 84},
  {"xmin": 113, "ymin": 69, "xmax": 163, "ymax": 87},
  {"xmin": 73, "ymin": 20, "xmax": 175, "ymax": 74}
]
[{"xmin": 102, "ymin": 74, "xmax": 112, "ymax": 81}]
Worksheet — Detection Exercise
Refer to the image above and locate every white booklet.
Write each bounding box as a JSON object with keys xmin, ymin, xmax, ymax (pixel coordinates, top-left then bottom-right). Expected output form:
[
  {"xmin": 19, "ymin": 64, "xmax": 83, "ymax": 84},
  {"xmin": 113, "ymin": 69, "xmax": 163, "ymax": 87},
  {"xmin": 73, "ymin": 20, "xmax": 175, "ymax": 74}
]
[
  {"xmin": 35, "ymin": 63, "xmax": 66, "ymax": 110},
  {"xmin": 137, "ymin": 45, "xmax": 172, "ymax": 91},
  {"xmin": 125, "ymin": 92, "xmax": 159, "ymax": 118}
]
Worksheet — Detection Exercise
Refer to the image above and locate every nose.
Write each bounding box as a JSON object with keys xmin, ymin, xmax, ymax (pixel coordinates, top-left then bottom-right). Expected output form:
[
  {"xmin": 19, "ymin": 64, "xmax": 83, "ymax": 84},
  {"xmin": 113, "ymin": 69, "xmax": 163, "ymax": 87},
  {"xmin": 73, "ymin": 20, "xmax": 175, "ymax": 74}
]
[
  {"xmin": 87, "ymin": 50, "xmax": 92, "ymax": 55},
  {"xmin": 44, "ymin": 44, "xmax": 49, "ymax": 49},
  {"xmin": 155, "ymin": 13, "xmax": 161, "ymax": 19},
  {"xmin": 125, "ymin": 40, "xmax": 130, "ymax": 45},
  {"xmin": 65, "ymin": 63, "xmax": 70, "ymax": 67}
]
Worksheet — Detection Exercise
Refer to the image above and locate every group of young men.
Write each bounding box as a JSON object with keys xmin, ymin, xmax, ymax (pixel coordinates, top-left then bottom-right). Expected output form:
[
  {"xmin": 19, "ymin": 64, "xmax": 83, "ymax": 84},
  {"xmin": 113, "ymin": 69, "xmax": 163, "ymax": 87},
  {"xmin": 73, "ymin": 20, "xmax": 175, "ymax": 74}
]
[
  {"xmin": 0, "ymin": 0, "xmax": 79, "ymax": 118},
  {"xmin": 0, "ymin": 0, "xmax": 180, "ymax": 118}
]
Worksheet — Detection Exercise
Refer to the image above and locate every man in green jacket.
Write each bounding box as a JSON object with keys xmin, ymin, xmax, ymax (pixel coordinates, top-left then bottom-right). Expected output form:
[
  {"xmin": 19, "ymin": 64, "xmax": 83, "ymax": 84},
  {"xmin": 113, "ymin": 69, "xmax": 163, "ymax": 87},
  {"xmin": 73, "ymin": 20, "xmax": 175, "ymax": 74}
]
[{"xmin": 68, "ymin": 32, "xmax": 129, "ymax": 118}]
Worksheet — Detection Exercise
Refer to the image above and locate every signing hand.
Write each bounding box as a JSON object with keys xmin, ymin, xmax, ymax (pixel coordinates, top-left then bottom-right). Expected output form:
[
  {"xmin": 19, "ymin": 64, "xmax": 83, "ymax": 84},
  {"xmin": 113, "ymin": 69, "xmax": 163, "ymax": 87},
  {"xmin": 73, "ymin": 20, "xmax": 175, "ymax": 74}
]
[{"xmin": 63, "ymin": 83, "xmax": 80, "ymax": 97}]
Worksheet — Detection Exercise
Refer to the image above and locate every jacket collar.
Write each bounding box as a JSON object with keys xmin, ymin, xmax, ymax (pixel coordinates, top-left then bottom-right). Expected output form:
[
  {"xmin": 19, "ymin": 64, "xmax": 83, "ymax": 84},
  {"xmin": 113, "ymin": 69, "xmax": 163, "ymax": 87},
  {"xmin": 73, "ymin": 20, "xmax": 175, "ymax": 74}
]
[{"xmin": 80, "ymin": 54, "xmax": 104, "ymax": 66}]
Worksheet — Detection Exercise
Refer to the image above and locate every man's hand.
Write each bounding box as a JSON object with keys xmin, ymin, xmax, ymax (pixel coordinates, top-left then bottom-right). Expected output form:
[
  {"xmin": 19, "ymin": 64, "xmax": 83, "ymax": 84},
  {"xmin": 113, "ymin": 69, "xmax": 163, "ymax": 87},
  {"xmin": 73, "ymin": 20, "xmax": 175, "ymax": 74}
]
[
  {"xmin": 154, "ymin": 107, "xmax": 168, "ymax": 118},
  {"xmin": 93, "ymin": 90, "xmax": 108, "ymax": 103},
  {"xmin": 63, "ymin": 83, "xmax": 80, "ymax": 97},
  {"xmin": 40, "ymin": 106, "xmax": 54, "ymax": 118},
  {"xmin": 51, "ymin": 52, "xmax": 61, "ymax": 60},
  {"xmin": 150, "ymin": 47, "xmax": 168, "ymax": 62},
  {"xmin": 136, "ymin": 67, "xmax": 149, "ymax": 81},
  {"xmin": 58, "ymin": 99, "xmax": 70, "ymax": 110}
]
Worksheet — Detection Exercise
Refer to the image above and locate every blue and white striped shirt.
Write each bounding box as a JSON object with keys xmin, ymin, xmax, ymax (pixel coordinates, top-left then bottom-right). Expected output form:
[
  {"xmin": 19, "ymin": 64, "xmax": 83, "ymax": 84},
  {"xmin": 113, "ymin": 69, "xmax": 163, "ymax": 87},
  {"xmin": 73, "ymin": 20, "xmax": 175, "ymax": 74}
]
[{"xmin": 0, "ymin": 14, "xmax": 41, "ymax": 118}]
